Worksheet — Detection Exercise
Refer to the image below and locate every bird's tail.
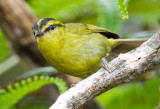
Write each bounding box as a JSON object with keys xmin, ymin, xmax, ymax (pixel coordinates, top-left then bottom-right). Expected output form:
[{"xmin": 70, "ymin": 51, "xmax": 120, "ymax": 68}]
[
  {"xmin": 110, "ymin": 38, "xmax": 148, "ymax": 59},
  {"xmin": 115, "ymin": 38, "xmax": 148, "ymax": 47}
]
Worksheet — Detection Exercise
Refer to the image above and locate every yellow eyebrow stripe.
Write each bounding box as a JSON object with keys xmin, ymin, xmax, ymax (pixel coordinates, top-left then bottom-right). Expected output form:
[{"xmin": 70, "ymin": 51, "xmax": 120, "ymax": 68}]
[
  {"xmin": 42, "ymin": 20, "xmax": 63, "ymax": 32},
  {"xmin": 37, "ymin": 19, "xmax": 43, "ymax": 30}
]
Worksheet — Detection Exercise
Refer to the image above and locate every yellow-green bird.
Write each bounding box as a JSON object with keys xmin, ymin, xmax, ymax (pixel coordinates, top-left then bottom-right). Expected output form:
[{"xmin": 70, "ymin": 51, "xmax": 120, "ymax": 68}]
[{"xmin": 32, "ymin": 18, "xmax": 145, "ymax": 78}]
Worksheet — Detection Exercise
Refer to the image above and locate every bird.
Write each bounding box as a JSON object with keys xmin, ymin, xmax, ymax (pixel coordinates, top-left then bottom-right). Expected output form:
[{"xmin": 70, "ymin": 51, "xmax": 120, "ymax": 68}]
[{"xmin": 32, "ymin": 18, "xmax": 146, "ymax": 78}]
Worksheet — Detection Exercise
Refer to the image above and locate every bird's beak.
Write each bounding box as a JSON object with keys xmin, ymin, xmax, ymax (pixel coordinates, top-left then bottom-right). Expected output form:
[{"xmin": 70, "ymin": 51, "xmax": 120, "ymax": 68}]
[{"xmin": 35, "ymin": 31, "xmax": 44, "ymax": 37}]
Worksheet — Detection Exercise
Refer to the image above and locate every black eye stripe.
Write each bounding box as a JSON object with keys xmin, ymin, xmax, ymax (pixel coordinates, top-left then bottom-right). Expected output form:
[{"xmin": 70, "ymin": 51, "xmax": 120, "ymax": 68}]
[{"xmin": 44, "ymin": 24, "xmax": 62, "ymax": 32}]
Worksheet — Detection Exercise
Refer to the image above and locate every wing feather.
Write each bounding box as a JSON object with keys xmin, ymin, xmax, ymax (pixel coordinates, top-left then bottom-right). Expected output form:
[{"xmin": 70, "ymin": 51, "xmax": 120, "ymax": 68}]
[
  {"xmin": 65, "ymin": 23, "xmax": 120, "ymax": 39},
  {"xmin": 86, "ymin": 24, "xmax": 120, "ymax": 39}
]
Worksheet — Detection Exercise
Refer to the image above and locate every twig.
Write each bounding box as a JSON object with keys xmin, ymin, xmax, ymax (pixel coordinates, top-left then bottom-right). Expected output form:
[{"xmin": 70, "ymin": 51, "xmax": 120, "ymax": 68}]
[{"xmin": 50, "ymin": 33, "xmax": 160, "ymax": 109}]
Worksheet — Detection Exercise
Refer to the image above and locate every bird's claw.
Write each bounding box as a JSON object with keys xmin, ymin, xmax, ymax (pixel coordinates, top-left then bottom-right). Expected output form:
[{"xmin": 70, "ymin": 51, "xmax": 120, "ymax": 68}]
[{"xmin": 102, "ymin": 56, "xmax": 112, "ymax": 74}]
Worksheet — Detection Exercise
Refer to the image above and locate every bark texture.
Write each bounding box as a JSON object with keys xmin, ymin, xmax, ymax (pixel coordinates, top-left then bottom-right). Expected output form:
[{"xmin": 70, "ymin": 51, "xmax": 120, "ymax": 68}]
[
  {"xmin": 0, "ymin": 0, "xmax": 48, "ymax": 69},
  {"xmin": 50, "ymin": 33, "xmax": 160, "ymax": 109}
]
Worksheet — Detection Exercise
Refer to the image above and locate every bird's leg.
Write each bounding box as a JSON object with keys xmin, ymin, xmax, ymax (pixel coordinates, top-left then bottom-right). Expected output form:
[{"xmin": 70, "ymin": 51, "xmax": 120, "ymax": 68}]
[{"xmin": 102, "ymin": 55, "xmax": 112, "ymax": 73}]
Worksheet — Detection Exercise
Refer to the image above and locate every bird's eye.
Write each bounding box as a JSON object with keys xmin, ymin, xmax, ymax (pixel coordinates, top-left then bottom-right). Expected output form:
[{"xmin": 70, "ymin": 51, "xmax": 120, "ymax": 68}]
[
  {"xmin": 44, "ymin": 25, "xmax": 56, "ymax": 32},
  {"xmin": 49, "ymin": 25, "xmax": 55, "ymax": 30}
]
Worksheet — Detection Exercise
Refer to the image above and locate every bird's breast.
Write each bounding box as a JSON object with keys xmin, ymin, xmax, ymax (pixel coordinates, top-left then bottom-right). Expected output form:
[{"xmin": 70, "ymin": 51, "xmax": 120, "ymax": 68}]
[{"xmin": 38, "ymin": 34, "xmax": 111, "ymax": 77}]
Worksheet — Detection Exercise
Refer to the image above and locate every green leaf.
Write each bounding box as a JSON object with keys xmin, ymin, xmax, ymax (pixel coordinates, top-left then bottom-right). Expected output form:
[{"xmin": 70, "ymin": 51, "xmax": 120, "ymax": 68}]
[
  {"xmin": 0, "ymin": 75, "xmax": 67, "ymax": 109},
  {"xmin": 117, "ymin": 0, "xmax": 129, "ymax": 20}
]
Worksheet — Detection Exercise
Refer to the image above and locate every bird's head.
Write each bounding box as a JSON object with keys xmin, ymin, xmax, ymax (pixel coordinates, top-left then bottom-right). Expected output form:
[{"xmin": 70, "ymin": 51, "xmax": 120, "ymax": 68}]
[{"xmin": 32, "ymin": 18, "xmax": 64, "ymax": 38}]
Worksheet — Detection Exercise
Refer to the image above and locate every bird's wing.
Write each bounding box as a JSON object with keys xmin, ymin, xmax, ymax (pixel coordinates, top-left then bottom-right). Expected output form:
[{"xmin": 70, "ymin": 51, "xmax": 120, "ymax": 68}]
[
  {"xmin": 65, "ymin": 23, "xmax": 120, "ymax": 39},
  {"xmin": 86, "ymin": 24, "xmax": 120, "ymax": 39}
]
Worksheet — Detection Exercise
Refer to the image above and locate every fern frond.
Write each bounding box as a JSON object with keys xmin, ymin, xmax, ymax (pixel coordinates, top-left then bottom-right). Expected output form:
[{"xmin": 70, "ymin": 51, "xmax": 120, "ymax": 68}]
[
  {"xmin": 117, "ymin": 0, "xmax": 129, "ymax": 20},
  {"xmin": 0, "ymin": 75, "xmax": 67, "ymax": 109}
]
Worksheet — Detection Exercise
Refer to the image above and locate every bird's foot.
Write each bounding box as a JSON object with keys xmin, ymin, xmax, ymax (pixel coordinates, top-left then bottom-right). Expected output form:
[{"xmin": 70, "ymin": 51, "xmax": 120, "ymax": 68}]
[{"xmin": 102, "ymin": 56, "xmax": 112, "ymax": 74}]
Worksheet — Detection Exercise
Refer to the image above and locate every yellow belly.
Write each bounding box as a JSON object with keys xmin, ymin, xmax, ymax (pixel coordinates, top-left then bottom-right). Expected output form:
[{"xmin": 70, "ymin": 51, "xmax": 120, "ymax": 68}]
[{"xmin": 37, "ymin": 33, "xmax": 112, "ymax": 78}]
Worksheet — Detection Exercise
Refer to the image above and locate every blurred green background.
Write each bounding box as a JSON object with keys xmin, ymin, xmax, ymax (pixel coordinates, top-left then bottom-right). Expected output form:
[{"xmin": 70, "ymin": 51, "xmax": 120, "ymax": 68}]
[{"xmin": 0, "ymin": 0, "xmax": 160, "ymax": 109}]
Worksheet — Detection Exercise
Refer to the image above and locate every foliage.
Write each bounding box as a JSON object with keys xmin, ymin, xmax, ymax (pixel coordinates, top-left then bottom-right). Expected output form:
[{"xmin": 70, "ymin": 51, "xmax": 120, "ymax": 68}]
[
  {"xmin": 117, "ymin": 0, "xmax": 129, "ymax": 20},
  {"xmin": 128, "ymin": 0, "xmax": 160, "ymax": 24},
  {"xmin": 27, "ymin": 0, "xmax": 96, "ymax": 23},
  {"xmin": 96, "ymin": 79, "xmax": 160, "ymax": 109},
  {"xmin": 95, "ymin": 0, "xmax": 122, "ymax": 33},
  {"xmin": 0, "ymin": 30, "xmax": 10, "ymax": 63},
  {"xmin": 0, "ymin": 0, "xmax": 159, "ymax": 108},
  {"xmin": 27, "ymin": 0, "xmax": 123, "ymax": 33},
  {"xmin": 0, "ymin": 75, "xmax": 67, "ymax": 109}
]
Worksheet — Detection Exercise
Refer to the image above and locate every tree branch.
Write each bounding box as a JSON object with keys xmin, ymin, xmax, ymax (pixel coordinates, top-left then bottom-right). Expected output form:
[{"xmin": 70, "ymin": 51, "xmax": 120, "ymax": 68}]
[{"xmin": 50, "ymin": 33, "xmax": 160, "ymax": 109}]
